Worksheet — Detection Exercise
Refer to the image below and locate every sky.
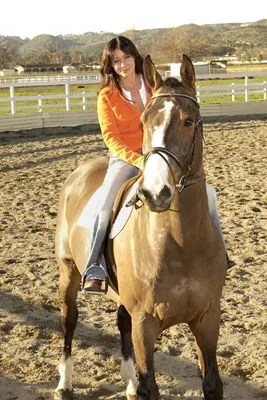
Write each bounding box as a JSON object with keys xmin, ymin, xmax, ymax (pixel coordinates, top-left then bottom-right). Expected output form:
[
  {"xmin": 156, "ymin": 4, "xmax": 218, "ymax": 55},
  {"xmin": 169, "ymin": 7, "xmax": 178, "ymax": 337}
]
[{"xmin": 2, "ymin": 0, "xmax": 266, "ymax": 39}]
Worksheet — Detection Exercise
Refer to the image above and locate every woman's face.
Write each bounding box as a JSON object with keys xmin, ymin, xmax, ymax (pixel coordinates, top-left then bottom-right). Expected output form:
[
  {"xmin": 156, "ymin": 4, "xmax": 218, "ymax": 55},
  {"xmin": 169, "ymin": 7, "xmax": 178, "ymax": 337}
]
[{"xmin": 111, "ymin": 48, "xmax": 135, "ymax": 78}]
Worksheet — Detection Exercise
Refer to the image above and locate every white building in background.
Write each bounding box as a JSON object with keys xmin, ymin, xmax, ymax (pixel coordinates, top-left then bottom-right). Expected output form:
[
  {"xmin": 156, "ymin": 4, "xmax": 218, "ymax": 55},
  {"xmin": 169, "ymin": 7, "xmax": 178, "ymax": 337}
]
[
  {"xmin": 63, "ymin": 65, "xmax": 77, "ymax": 74},
  {"xmin": 168, "ymin": 62, "xmax": 211, "ymax": 77},
  {"xmin": 0, "ymin": 69, "xmax": 17, "ymax": 76}
]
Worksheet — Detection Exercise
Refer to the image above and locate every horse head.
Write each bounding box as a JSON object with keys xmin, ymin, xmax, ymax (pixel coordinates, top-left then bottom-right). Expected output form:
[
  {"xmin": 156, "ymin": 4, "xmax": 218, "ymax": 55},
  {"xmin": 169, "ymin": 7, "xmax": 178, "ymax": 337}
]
[{"xmin": 139, "ymin": 55, "xmax": 203, "ymax": 212}]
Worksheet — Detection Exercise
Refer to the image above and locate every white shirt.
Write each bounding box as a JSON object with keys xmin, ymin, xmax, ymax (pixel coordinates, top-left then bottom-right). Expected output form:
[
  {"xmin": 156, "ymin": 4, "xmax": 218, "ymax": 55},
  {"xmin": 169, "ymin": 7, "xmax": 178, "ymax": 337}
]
[{"xmin": 122, "ymin": 75, "xmax": 147, "ymax": 106}]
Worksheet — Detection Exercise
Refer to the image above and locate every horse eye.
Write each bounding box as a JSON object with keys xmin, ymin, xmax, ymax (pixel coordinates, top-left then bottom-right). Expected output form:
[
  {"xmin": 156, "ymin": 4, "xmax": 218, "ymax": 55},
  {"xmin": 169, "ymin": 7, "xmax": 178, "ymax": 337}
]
[{"xmin": 184, "ymin": 119, "xmax": 194, "ymax": 127}]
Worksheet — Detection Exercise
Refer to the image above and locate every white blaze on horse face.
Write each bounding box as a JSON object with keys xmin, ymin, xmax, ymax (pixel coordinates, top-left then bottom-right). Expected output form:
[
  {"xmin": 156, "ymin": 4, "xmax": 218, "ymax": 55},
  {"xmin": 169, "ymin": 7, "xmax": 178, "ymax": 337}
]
[{"xmin": 143, "ymin": 100, "xmax": 175, "ymax": 196}]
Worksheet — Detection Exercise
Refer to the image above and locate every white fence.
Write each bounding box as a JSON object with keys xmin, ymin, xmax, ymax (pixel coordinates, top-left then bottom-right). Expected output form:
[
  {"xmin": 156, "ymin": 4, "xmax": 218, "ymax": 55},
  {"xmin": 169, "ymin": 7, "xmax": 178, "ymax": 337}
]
[
  {"xmin": 0, "ymin": 102, "xmax": 266, "ymax": 133},
  {"xmin": 0, "ymin": 80, "xmax": 267, "ymax": 116},
  {"xmin": 1, "ymin": 71, "xmax": 267, "ymax": 86},
  {"xmin": 0, "ymin": 78, "xmax": 266, "ymax": 132},
  {"xmin": 0, "ymin": 110, "xmax": 98, "ymax": 132},
  {"xmin": 0, "ymin": 86, "xmax": 97, "ymax": 115},
  {"xmin": 197, "ymin": 79, "xmax": 267, "ymax": 103},
  {"xmin": 0, "ymin": 74, "xmax": 101, "ymax": 86}
]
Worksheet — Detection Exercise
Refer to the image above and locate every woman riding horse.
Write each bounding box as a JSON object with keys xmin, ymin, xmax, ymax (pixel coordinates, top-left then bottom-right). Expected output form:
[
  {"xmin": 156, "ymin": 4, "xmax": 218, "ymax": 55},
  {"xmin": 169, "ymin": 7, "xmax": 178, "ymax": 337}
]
[
  {"xmin": 55, "ymin": 50, "xmax": 227, "ymax": 400},
  {"xmin": 80, "ymin": 36, "xmax": 230, "ymax": 295}
]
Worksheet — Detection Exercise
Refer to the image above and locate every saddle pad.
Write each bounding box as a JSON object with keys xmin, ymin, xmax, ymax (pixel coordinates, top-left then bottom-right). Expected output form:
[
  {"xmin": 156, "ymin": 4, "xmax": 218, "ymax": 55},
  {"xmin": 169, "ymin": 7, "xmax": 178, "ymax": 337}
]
[
  {"xmin": 77, "ymin": 186, "xmax": 101, "ymax": 232},
  {"xmin": 109, "ymin": 181, "xmax": 138, "ymax": 239}
]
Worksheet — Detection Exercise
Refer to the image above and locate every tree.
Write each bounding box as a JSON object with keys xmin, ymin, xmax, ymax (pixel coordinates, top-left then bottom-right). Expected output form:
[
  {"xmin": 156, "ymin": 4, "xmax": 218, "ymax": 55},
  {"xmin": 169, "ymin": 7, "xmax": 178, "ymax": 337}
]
[
  {"xmin": 0, "ymin": 41, "xmax": 18, "ymax": 68},
  {"xmin": 158, "ymin": 26, "xmax": 212, "ymax": 63},
  {"xmin": 41, "ymin": 38, "xmax": 65, "ymax": 63},
  {"xmin": 19, "ymin": 49, "xmax": 40, "ymax": 65},
  {"xmin": 69, "ymin": 47, "xmax": 82, "ymax": 64}
]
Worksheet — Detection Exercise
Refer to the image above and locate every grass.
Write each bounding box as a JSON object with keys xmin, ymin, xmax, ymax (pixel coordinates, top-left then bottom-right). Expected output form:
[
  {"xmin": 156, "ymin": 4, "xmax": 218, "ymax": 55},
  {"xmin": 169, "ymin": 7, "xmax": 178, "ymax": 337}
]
[
  {"xmin": 0, "ymin": 83, "xmax": 100, "ymax": 115},
  {"xmin": 196, "ymin": 76, "xmax": 267, "ymax": 104},
  {"xmin": 0, "ymin": 77, "xmax": 266, "ymax": 115}
]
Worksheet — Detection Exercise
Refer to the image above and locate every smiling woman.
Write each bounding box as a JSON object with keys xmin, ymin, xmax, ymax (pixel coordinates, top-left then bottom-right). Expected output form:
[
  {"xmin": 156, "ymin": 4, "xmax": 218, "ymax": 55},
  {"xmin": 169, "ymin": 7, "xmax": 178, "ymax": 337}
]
[{"xmin": 77, "ymin": 36, "xmax": 152, "ymax": 294}]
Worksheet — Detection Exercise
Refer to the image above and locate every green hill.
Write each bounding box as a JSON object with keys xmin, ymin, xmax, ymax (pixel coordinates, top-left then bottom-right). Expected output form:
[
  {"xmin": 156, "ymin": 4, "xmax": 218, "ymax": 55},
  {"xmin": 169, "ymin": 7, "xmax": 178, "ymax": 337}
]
[{"xmin": 1, "ymin": 19, "xmax": 267, "ymax": 66}]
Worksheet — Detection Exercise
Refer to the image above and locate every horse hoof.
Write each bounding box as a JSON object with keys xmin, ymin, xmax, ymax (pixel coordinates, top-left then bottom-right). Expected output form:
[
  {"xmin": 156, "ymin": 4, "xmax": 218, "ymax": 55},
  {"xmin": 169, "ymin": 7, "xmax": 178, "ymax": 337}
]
[{"xmin": 54, "ymin": 389, "xmax": 73, "ymax": 400}]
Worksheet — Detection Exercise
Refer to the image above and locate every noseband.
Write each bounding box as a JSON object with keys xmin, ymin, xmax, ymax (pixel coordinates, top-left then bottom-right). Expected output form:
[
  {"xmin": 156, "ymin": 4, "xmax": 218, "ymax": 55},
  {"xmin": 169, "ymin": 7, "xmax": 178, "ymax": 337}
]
[{"xmin": 143, "ymin": 93, "xmax": 204, "ymax": 192}]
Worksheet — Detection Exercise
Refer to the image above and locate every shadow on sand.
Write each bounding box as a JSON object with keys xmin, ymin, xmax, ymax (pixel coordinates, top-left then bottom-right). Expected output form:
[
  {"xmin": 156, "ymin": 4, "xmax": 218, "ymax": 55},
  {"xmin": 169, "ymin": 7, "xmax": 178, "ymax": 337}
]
[{"xmin": 0, "ymin": 289, "xmax": 266, "ymax": 400}]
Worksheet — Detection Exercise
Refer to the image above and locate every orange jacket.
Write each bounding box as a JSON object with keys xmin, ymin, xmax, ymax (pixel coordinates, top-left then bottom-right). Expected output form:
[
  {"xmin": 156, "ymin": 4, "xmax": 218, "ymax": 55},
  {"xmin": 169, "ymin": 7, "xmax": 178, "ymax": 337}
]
[{"xmin": 97, "ymin": 85, "xmax": 151, "ymax": 168}]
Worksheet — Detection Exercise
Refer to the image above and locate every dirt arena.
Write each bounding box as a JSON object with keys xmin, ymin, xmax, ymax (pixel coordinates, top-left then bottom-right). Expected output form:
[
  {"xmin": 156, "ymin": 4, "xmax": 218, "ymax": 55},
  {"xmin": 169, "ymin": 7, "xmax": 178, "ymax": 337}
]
[{"xmin": 0, "ymin": 118, "xmax": 266, "ymax": 400}]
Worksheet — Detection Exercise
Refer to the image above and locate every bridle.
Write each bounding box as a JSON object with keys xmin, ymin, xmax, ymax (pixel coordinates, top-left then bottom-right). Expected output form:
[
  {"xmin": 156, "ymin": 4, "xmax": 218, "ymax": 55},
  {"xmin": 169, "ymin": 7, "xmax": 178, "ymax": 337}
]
[
  {"xmin": 151, "ymin": 92, "xmax": 200, "ymax": 107},
  {"xmin": 143, "ymin": 92, "xmax": 205, "ymax": 192}
]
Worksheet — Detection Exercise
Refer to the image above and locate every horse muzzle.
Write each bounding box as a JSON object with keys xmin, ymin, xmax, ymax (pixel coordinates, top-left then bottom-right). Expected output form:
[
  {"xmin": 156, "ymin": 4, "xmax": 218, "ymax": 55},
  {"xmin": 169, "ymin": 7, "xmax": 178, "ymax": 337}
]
[{"xmin": 139, "ymin": 184, "xmax": 172, "ymax": 212}]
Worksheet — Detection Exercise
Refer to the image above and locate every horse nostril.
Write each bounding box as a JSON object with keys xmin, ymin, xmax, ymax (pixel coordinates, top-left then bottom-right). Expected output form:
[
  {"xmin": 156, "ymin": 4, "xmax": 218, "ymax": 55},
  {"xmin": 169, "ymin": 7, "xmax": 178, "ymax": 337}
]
[
  {"xmin": 139, "ymin": 187, "xmax": 152, "ymax": 201},
  {"xmin": 159, "ymin": 185, "xmax": 172, "ymax": 199},
  {"xmin": 139, "ymin": 185, "xmax": 171, "ymax": 202}
]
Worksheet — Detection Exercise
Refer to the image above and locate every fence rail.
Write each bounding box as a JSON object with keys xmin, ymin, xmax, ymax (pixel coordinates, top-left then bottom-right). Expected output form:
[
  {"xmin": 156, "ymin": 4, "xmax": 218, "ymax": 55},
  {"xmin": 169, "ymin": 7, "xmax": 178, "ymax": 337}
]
[
  {"xmin": 0, "ymin": 80, "xmax": 267, "ymax": 116},
  {"xmin": 0, "ymin": 75, "xmax": 101, "ymax": 87},
  {"xmin": 0, "ymin": 102, "xmax": 266, "ymax": 133},
  {"xmin": 0, "ymin": 78, "xmax": 266, "ymax": 132},
  {"xmin": 196, "ymin": 81, "xmax": 267, "ymax": 103},
  {"xmin": 0, "ymin": 110, "xmax": 98, "ymax": 132},
  {"xmin": 1, "ymin": 71, "xmax": 267, "ymax": 86}
]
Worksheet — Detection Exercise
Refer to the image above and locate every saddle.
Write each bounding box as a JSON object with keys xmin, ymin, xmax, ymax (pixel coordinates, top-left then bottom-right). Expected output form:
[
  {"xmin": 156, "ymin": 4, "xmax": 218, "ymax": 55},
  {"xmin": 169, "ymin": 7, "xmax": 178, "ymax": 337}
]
[
  {"xmin": 104, "ymin": 171, "xmax": 143, "ymax": 292},
  {"xmin": 110, "ymin": 171, "xmax": 143, "ymax": 234}
]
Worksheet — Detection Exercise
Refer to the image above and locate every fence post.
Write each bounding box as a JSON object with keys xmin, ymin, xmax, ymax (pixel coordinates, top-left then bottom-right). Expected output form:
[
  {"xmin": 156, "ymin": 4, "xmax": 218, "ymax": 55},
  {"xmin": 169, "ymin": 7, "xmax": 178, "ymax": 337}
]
[
  {"xmin": 196, "ymin": 85, "xmax": 200, "ymax": 103},
  {"xmin": 264, "ymin": 81, "xmax": 266, "ymax": 101},
  {"xmin": 245, "ymin": 75, "xmax": 248, "ymax": 102},
  {"xmin": 65, "ymin": 81, "xmax": 70, "ymax": 111},
  {"xmin": 231, "ymin": 83, "xmax": 235, "ymax": 102},
  {"xmin": 38, "ymin": 95, "xmax": 42, "ymax": 112},
  {"xmin": 10, "ymin": 85, "xmax": 16, "ymax": 115},
  {"xmin": 82, "ymin": 91, "xmax": 86, "ymax": 110}
]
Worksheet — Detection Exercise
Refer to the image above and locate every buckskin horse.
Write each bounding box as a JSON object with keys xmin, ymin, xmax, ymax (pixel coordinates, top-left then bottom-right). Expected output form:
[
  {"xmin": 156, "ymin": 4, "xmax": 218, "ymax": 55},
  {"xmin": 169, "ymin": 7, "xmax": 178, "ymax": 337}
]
[{"xmin": 55, "ymin": 54, "xmax": 227, "ymax": 400}]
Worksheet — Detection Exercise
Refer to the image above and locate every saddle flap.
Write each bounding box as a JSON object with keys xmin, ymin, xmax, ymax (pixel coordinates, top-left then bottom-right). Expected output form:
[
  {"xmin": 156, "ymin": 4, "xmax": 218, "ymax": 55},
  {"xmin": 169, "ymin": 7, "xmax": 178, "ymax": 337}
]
[{"xmin": 109, "ymin": 177, "xmax": 141, "ymax": 239}]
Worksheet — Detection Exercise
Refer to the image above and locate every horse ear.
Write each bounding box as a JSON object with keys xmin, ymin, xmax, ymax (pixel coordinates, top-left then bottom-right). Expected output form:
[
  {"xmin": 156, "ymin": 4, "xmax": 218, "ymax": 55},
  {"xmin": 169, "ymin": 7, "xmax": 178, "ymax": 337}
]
[
  {"xmin": 143, "ymin": 55, "xmax": 163, "ymax": 91},
  {"xmin": 180, "ymin": 54, "xmax": 196, "ymax": 92}
]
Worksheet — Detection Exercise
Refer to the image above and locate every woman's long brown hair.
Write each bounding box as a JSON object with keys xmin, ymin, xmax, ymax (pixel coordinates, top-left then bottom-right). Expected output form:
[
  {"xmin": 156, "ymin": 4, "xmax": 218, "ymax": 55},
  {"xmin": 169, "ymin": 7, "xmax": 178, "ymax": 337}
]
[{"xmin": 98, "ymin": 36, "xmax": 144, "ymax": 95}]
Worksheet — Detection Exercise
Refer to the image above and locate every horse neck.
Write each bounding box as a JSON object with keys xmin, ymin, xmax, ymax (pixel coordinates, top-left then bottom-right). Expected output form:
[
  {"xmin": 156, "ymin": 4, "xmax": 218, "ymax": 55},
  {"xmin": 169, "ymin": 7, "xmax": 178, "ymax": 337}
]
[{"xmin": 164, "ymin": 181, "xmax": 210, "ymax": 247}]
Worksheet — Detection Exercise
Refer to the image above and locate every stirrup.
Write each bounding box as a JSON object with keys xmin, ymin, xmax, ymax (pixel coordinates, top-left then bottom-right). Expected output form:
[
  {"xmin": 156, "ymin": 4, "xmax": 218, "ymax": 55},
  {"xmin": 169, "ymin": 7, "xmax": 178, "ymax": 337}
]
[
  {"xmin": 81, "ymin": 263, "xmax": 107, "ymax": 294},
  {"xmin": 83, "ymin": 279, "xmax": 108, "ymax": 295}
]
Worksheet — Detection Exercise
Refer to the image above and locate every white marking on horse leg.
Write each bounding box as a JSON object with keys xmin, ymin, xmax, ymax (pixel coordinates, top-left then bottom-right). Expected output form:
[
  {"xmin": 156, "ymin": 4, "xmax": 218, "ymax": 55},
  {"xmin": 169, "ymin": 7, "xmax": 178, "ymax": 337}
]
[
  {"xmin": 56, "ymin": 357, "xmax": 73, "ymax": 391},
  {"xmin": 121, "ymin": 358, "xmax": 138, "ymax": 396}
]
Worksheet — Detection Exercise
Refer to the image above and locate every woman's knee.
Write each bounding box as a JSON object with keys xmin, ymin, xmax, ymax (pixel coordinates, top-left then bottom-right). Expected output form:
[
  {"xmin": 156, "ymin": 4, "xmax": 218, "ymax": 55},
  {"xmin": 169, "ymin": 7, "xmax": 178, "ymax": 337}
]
[
  {"xmin": 100, "ymin": 159, "xmax": 137, "ymax": 206},
  {"xmin": 104, "ymin": 159, "xmax": 138, "ymax": 189}
]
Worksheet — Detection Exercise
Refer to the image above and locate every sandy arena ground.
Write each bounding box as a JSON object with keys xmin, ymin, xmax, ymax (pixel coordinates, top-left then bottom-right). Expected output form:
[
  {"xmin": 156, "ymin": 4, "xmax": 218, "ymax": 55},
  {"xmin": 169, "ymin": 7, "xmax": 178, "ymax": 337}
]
[{"xmin": 0, "ymin": 118, "xmax": 266, "ymax": 399}]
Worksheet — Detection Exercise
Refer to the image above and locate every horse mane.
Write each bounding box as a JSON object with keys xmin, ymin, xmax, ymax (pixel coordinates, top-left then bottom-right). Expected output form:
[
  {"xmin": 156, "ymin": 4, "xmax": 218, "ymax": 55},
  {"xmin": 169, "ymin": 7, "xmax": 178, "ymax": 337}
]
[{"xmin": 163, "ymin": 77, "xmax": 183, "ymax": 89}]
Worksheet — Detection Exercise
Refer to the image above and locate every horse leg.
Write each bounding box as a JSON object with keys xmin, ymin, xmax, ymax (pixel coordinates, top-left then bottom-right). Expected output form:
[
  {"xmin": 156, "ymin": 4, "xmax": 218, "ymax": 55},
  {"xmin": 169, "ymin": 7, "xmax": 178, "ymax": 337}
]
[
  {"xmin": 131, "ymin": 313, "xmax": 160, "ymax": 400},
  {"xmin": 55, "ymin": 258, "xmax": 80, "ymax": 400},
  {"xmin": 117, "ymin": 305, "xmax": 138, "ymax": 400},
  {"xmin": 189, "ymin": 304, "xmax": 223, "ymax": 400}
]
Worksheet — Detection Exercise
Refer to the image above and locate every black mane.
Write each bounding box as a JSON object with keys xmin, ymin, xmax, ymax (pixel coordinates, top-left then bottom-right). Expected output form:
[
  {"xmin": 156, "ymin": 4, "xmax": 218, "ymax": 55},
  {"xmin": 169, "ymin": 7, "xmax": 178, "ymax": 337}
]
[{"xmin": 164, "ymin": 77, "xmax": 182, "ymax": 89}]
